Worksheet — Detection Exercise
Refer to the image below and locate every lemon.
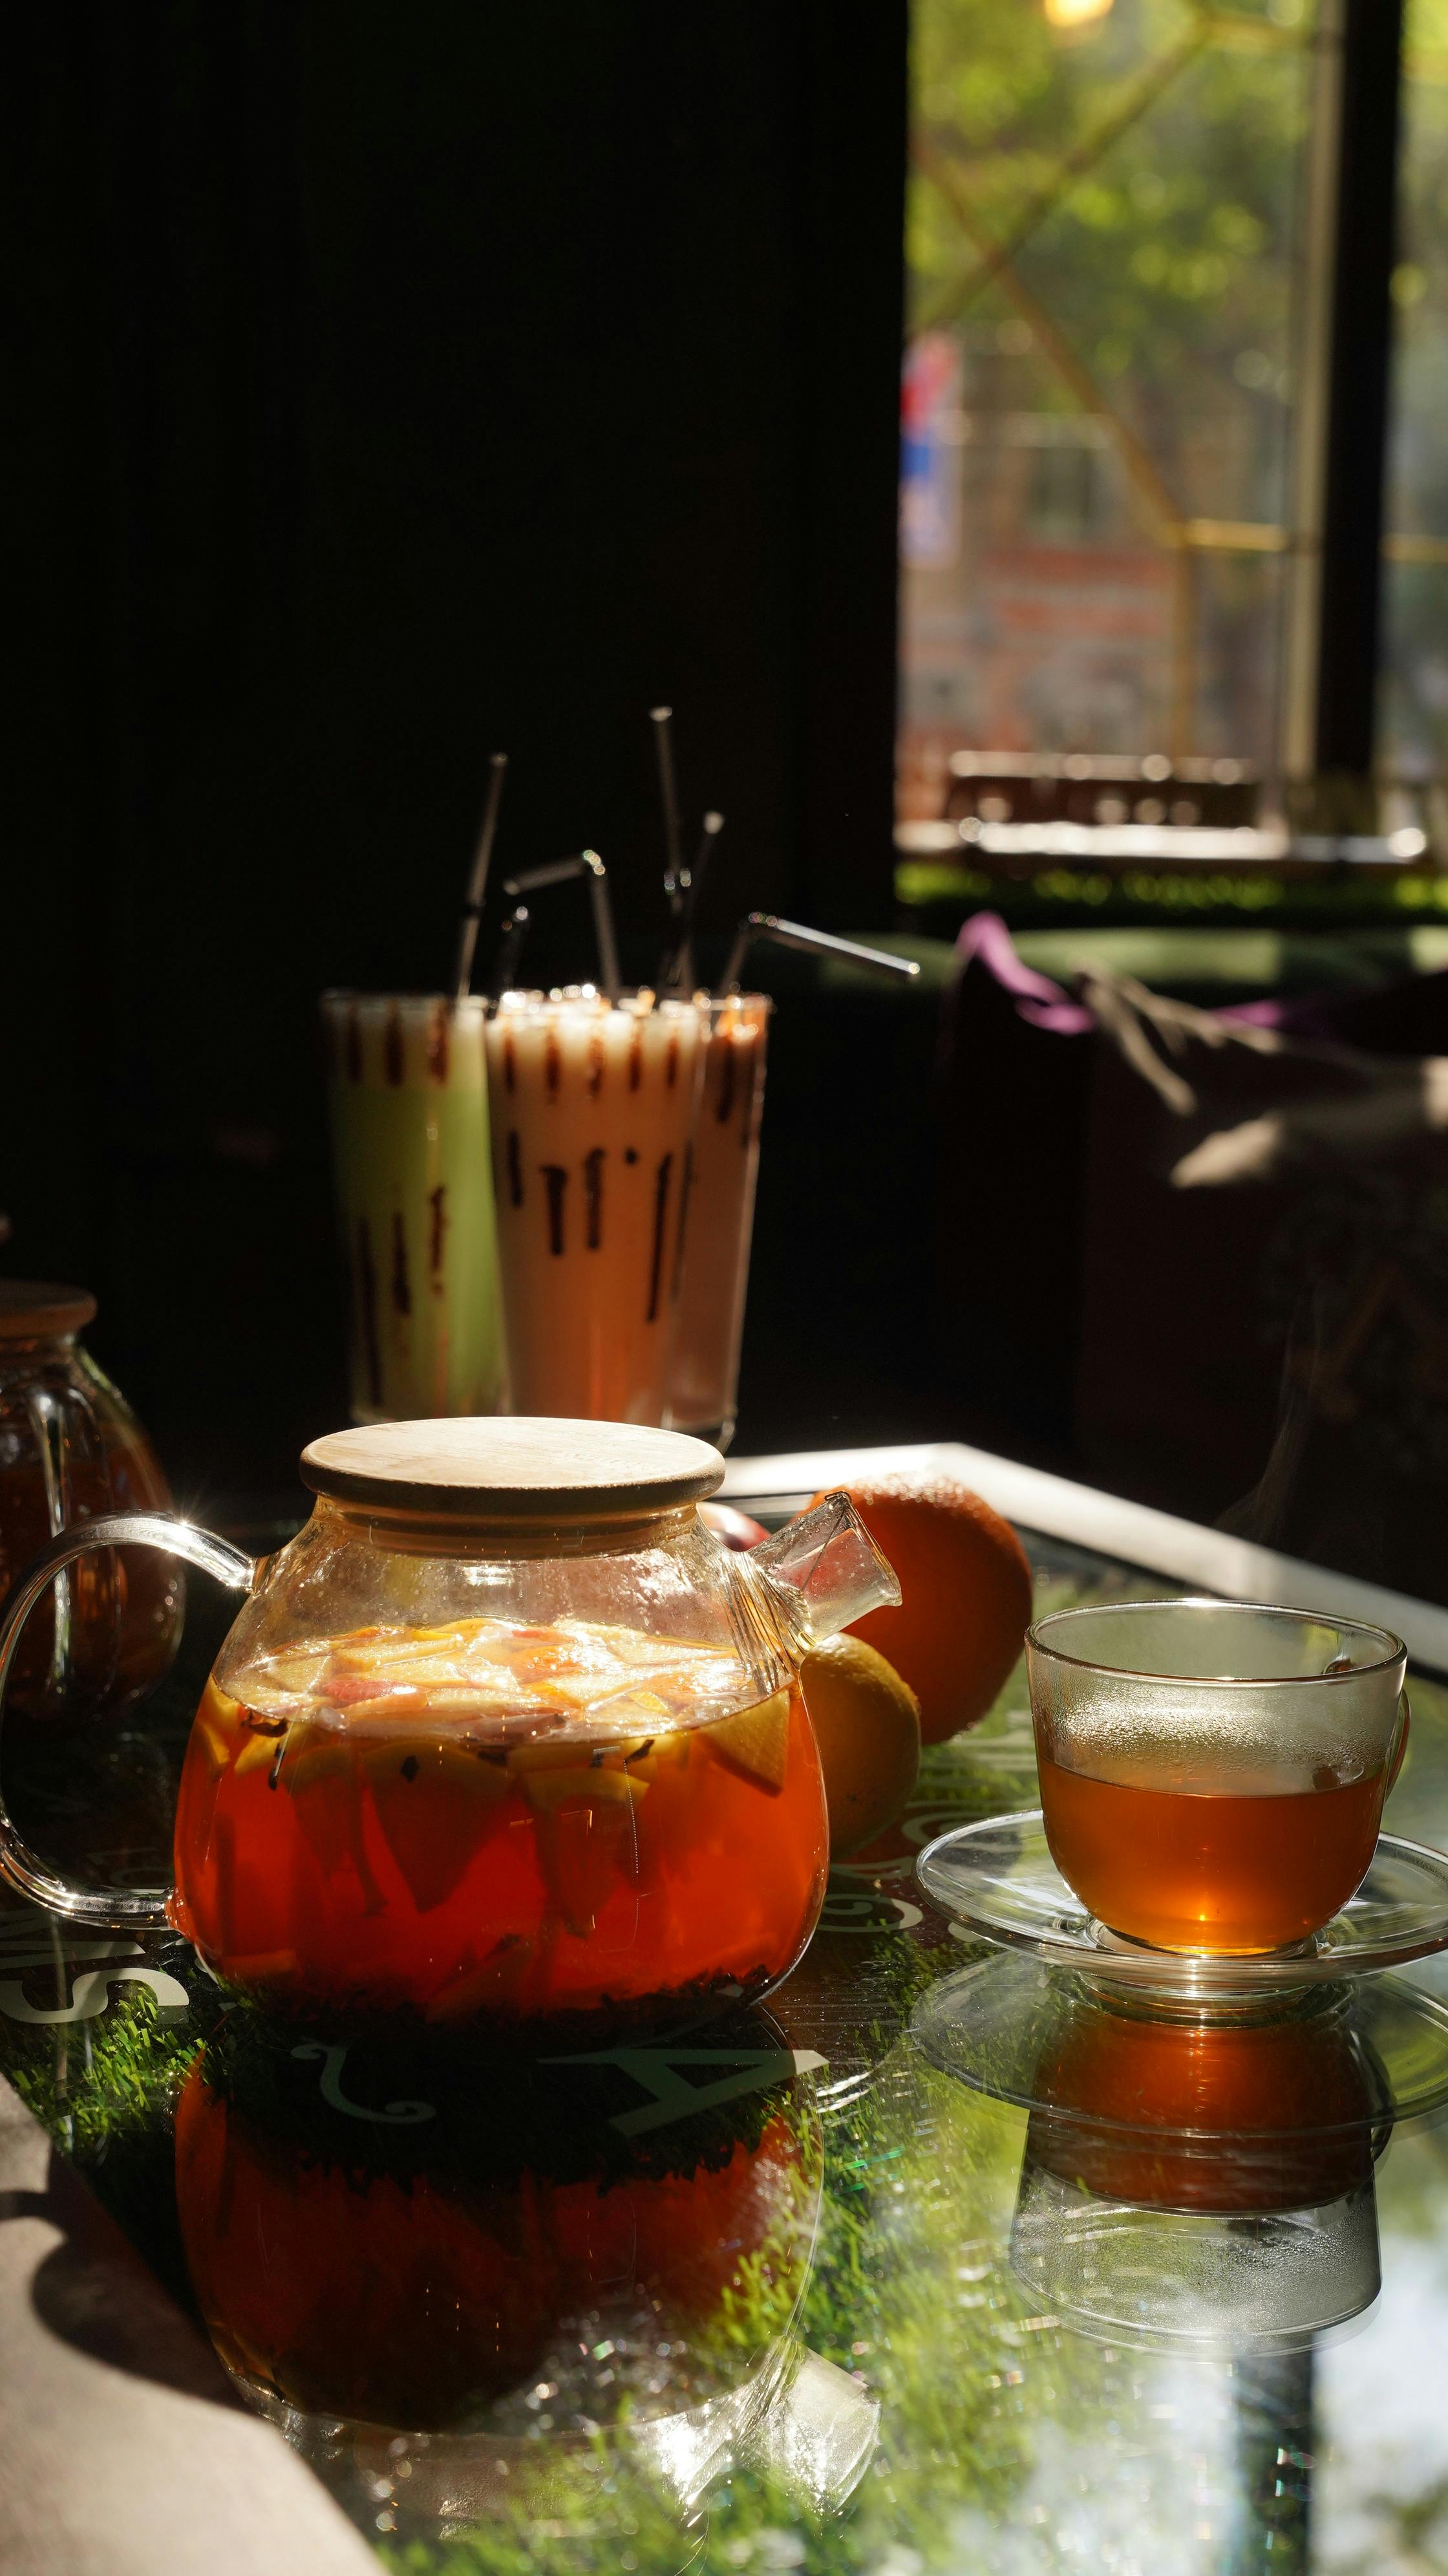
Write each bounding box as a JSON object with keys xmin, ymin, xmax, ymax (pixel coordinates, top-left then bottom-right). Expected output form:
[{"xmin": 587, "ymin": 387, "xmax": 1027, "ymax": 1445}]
[{"xmin": 799, "ymin": 1636, "xmax": 921, "ymax": 1859}]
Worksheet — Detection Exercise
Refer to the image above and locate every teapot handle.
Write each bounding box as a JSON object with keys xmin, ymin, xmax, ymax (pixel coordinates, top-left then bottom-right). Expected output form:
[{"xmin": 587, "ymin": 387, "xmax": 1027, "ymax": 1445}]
[{"xmin": 0, "ymin": 1515, "xmax": 256, "ymax": 1930}]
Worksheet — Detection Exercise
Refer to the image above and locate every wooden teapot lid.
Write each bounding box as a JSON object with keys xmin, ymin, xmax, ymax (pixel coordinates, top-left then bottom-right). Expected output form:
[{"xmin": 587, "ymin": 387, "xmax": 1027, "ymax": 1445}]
[
  {"xmin": 0, "ymin": 1281, "xmax": 98, "ymax": 1340},
  {"xmin": 300, "ymin": 1417, "xmax": 727, "ymax": 1517}
]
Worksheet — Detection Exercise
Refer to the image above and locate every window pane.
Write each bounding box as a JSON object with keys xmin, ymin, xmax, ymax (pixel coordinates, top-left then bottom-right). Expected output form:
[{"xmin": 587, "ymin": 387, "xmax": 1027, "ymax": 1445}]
[
  {"xmin": 900, "ymin": 0, "xmax": 1317, "ymax": 818},
  {"xmin": 1380, "ymin": 3, "xmax": 1448, "ymax": 793}
]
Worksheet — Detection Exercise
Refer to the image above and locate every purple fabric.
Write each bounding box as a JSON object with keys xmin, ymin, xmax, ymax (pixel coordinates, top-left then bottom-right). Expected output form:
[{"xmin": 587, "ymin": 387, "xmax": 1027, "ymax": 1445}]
[
  {"xmin": 953, "ymin": 910, "xmax": 1448, "ymax": 1051},
  {"xmin": 953, "ymin": 912, "xmax": 1094, "ymax": 1033}
]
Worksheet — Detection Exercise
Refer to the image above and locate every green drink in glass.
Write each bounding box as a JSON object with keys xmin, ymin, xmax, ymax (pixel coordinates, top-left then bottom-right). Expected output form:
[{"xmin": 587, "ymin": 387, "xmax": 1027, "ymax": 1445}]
[{"xmin": 321, "ymin": 993, "xmax": 502, "ymax": 1422}]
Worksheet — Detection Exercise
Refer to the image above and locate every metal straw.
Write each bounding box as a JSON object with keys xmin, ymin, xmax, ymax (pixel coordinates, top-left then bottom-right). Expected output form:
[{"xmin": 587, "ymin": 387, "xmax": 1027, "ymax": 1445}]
[
  {"xmin": 661, "ymin": 809, "xmax": 725, "ymax": 992},
  {"xmin": 491, "ymin": 901, "xmax": 530, "ymax": 994},
  {"xmin": 720, "ymin": 914, "xmax": 922, "ymax": 993},
  {"xmin": 581, "ymin": 850, "xmax": 622, "ymax": 1003},
  {"xmin": 496, "ymin": 852, "xmax": 621, "ymax": 1004},
  {"xmin": 650, "ymin": 706, "xmax": 685, "ymax": 914},
  {"xmin": 452, "ymin": 751, "xmax": 508, "ymax": 999}
]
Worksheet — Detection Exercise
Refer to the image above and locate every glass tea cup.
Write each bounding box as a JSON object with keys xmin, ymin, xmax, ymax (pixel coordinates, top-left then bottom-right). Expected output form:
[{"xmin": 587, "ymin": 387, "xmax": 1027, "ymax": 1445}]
[{"xmin": 1027, "ymin": 1600, "xmax": 1409, "ymax": 1957}]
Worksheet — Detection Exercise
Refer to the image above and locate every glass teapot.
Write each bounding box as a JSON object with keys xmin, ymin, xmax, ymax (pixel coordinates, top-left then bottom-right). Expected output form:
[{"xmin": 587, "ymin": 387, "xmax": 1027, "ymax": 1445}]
[
  {"xmin": 0, "ymin": 1279, "xmax": 180, "ymax": 1721},
  {"xmin": 0, "ymin": 1418, "xmax": 899, "ymax": 2030}
]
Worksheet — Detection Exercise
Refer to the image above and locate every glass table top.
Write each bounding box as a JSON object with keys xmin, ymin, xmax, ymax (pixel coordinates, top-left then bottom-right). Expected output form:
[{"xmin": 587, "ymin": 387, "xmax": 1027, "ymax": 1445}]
[{"xmin": 4, "ymin": 1516, "xmax": 1448, "ymax": 2576}]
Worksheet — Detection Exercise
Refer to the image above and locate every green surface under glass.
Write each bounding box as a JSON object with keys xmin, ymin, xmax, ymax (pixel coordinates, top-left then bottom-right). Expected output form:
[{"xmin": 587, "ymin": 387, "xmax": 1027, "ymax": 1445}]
[{"xmin": 5, "ymin": 1521, "xmax": 1448, "ymax": 2574}]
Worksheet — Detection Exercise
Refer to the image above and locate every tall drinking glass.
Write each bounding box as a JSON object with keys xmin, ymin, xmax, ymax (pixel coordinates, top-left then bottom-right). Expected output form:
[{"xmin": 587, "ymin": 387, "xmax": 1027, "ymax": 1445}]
[
  {"xmin": 670, "ymin": 994, "xmax": 770, "ymax": 1445},
  {"xmin": 321, "ymin": 993, "xmax": 503, "ymax": 1422},
  {"xmin": 484, "ymin": 989, "xmax": 707, "ymax": 1422}
]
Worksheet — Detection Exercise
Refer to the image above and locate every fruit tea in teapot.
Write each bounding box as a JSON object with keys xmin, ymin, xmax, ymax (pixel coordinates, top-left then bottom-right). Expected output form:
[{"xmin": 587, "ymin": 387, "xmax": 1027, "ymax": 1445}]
[{"xmin": 0, "ymin": 1419, "xmax": 899, "ymax": 2031}]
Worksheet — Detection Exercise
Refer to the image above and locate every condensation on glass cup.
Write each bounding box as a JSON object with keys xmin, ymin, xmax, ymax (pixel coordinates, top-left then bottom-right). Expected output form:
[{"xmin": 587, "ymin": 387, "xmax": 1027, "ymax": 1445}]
[
  {"xmin": 670, "ymin": 993, "xmax": 771, "ymax": 1448},
  {"xmin": 321, "ymin": 993, "xmax": 504, "ymax": 1423}
]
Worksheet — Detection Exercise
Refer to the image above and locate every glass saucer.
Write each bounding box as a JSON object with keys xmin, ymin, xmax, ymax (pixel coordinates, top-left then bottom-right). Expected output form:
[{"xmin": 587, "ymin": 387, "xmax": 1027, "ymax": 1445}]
[
  {"xmin": 911, "ymin": 1950, "xmax": 1448, "ymax": 2134},
  {"xmin": 915, "ymin": 1810, "xmax": 1448, "ymax": 2000}
]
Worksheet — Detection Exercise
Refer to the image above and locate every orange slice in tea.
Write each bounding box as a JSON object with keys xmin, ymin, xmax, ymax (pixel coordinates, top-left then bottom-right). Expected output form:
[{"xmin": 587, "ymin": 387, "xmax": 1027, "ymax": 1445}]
[
  {"xmin": 516, "ymin": 1765, "xmax": 648, "ymax": 1812},
  {"xmin": 283, "ymin": 1725, "xmax": 387, "ymax": 1915},
  {"xmin": 233, "ymin": 1730, "xmax": 284, "ymax": 1781},
  {"xmin": 194, "ymin": 1684, "xmax": 245, "ymax": 1776},
  {"xmin": 703, "ymin": 1690, "xmax": 791, "ymax": 1794},
  {"xmin": 515, "ymin": 1757, "xmax": 647, "ymax": 1937},
  {"xmin": 361, "ymin": 1739, "xmax": 510, "ymax": 1915}
]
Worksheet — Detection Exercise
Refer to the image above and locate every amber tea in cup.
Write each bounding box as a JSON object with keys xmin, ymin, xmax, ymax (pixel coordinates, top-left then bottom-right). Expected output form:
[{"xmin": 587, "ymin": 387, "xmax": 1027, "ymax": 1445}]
[{"xmin": 1027, "ymin": 1602, "xmax": 1408, "ymax": 1956}]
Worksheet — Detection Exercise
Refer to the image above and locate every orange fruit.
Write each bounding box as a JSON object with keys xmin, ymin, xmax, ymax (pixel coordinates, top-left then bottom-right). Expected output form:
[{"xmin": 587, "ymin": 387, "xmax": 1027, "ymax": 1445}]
[
  {"xmin": 805, "ymin": 1477, "xmax": 1032, "ymax": 1744},
  {"xmin": 699, "ymin": 1501, "xmax": 769, "ymax": 1551},
  {"xmin": 798, "ymin": 1635, "xmax": 921, "ymax": 1858}
]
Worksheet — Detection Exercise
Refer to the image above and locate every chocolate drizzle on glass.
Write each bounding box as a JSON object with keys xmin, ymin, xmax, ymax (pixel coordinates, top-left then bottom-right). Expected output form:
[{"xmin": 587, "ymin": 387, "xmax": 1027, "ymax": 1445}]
[
  {"xmin": 646, "ymin": 1154, "xmax": 674, "ymax": 1324},
  {"xmin": 390, "ymin": 1214, "xmax": 412, "ymax": 1318},
  {"xmin": 384, "ymin": 1007, "xmax": 405, "ymax": 1087},
  {"xmin": 484, "ymin": 989, "xmax": 706, "ymax": 1419},
  {"xmin": 584, "ymin": 1147, "xmax": 606, "ymax": 1250},
  {"xmin": 542, "ymin": 1165, "xmax": 568, "ymax": 1256}
]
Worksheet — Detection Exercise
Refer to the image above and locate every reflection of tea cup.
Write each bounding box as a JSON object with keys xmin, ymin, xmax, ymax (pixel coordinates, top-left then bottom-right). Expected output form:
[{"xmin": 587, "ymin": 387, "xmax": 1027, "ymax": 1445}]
[
  {"xmin": 1010, "ymin": 1988, "xmax": 1387, "ymax": 2352},
  {"xmin": 1027, "ymin": 1601, "xmax": 1409, "ymax": 1955},
  {"xmin": 1010, "ymin": 2155, "xmax": 1382, "ymax": 2356},
  {"xmin": 1025, "ymin": 1986, "xmax": 1383, "ymax": 2214}
]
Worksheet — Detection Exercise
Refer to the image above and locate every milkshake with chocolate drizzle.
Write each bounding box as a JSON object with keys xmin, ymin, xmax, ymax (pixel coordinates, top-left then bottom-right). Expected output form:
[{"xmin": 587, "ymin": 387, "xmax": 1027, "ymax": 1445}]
[
  {"xmin": 321, "ymin": 993, "xmax": 504, "ymax": 1422},
  {"xmin": 486, "ymin": 987, "xmax": 706, "ymax": 1422},
  {"xmin": 670, "ymin": 992, "xmax": 770, "ymax": 1443}
]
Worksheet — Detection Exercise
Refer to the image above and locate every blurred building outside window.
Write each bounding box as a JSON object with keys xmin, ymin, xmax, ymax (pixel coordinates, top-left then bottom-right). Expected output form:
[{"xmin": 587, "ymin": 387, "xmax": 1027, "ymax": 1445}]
[
  {"xmin": 1383, "ymin": 1, "xmax": 1448, "ymax": 791},
  {"xmin": 899, "ymin": 0, "xmax": 1441, "ymax": 870}
]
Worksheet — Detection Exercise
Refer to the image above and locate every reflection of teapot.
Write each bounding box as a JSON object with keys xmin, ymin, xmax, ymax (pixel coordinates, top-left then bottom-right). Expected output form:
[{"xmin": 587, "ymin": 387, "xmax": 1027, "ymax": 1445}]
[
  {"xmin": 1010, "ymin": 1991, "xmax": 1387, "ymax": 2353},
  {"xmin": 175, "ymin": 2002, "xmax": 829, "ymax": 2531},
  {"xmin": 0, "ymin": 1420, "xmax": 897, "ymax": 2028}
]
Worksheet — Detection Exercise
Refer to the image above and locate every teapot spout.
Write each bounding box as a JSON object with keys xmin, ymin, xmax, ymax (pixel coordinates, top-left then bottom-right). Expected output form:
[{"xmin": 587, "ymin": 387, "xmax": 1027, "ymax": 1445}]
[{"xmin": 750, "ymin": 1492, "xmax": 900, "ymax": 1652}]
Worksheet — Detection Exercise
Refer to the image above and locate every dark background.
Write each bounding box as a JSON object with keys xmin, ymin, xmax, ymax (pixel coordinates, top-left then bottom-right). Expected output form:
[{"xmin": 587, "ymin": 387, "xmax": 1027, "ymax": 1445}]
[
  {"xmin": 3, "ymin": 2, "xmax": 909, "ymax": 1502},
  {"xmin": 11, "ymin": 3, "xmax": 1431, "ymax": 1611}
]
